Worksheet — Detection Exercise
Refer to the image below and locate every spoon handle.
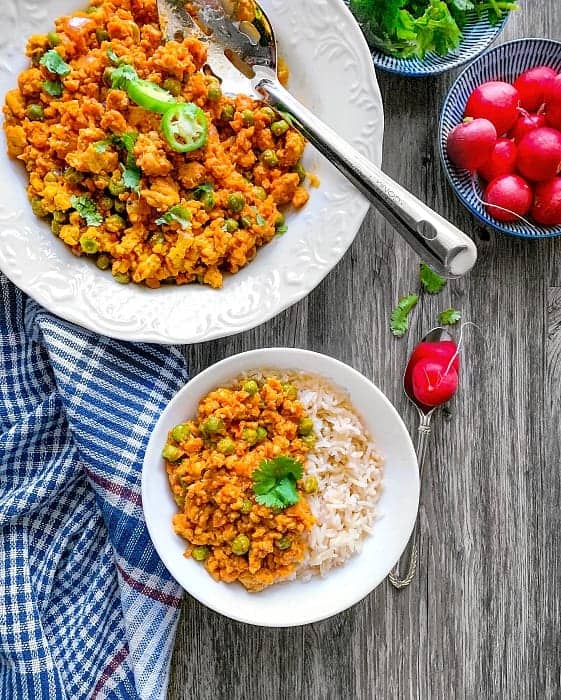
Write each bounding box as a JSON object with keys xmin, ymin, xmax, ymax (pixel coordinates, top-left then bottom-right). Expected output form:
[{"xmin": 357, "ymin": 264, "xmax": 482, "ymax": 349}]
[
  {"xmin": 388, "ymin": 411, "xmax": 432, "ymax": 589},
  {"xmin": 254, "ymin": 74, "xmax": 477, "ymax": 278}
]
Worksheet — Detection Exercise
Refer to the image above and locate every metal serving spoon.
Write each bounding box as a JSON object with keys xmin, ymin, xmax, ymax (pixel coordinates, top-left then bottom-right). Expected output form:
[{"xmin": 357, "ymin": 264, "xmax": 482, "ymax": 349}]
[
  {"xmin": 388, "ymin": 327, "xmax": 453, "ymax": 589},
  {"xmin": 156, "ymin": 0, "xmax": 477, "ymax": 278}
]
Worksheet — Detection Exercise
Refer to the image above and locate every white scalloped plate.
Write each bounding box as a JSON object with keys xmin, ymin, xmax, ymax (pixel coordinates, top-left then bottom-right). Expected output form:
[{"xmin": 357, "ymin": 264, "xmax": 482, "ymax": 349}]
[{"xmin": 0, "ymin": 0, "xmax": 383, "ymax": 344}]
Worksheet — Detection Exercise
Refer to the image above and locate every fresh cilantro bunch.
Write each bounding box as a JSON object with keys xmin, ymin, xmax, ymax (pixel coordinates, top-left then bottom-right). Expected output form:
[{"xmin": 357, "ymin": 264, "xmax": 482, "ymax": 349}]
[
  {"xmin": 349, "ymin": 0, "xmax": 517, "ymax": 59},
  {"xmin": 252, "ymin": 456, "xmax": 303, "ymax": 509}
]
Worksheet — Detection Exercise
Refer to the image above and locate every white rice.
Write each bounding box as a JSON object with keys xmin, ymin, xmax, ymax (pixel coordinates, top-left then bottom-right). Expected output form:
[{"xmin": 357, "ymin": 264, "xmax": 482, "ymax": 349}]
[{"xmin": 243, "ymin": 370, "xmax": 384, "ymax": 581}]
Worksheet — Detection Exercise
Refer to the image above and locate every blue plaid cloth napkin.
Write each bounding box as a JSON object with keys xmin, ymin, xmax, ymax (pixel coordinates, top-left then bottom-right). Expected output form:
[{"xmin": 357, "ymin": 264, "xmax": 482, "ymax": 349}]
[{"xmin": 0, "ymin": 273, "xmax": 189, "ymax": 699}]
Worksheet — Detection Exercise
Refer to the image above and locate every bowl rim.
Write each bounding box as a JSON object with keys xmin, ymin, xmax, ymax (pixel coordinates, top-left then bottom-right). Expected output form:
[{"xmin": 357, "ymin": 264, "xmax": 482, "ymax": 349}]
[
  {"xmin": 439, "ymin": 36, "xmax": 561, "ymax": 238},
  {"xmin": 363, "ymin": 10, "xmax": 511, "ymax": 76},
  {"xmin": 141, "ymin": 346, "xmax": 420, "ymax": 626}
]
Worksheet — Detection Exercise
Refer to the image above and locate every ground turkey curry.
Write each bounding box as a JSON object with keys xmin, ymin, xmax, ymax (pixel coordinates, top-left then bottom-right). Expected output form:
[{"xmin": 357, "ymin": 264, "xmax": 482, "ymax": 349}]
[
  {"xmin": 3, "ymin": 0, "xmax": 309, "ymax": 288},
  {"xmin": 164, "ymin": 376, "xmax": 318, "ymax": 592}
]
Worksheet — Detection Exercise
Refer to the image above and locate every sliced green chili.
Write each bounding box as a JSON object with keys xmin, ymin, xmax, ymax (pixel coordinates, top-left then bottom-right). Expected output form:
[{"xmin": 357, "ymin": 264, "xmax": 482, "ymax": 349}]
[{"xmin": 161, "ymin": 103, "xmax": 208, "ymax": 153}]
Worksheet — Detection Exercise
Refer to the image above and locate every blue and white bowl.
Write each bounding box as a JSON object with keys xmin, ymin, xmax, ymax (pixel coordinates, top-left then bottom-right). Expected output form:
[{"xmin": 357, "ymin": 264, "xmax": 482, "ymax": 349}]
[
  {"xmin": 345, "ymin": 3, "xmax": 511, "ymax": 76},
  {"xmin": 440, "ymin": 38, "xmax": 561, "ymax": 238}
]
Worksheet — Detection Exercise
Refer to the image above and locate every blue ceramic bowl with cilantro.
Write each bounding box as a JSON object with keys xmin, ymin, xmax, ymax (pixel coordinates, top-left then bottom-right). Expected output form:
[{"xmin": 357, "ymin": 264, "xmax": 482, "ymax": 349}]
[
  {"xmin": 346, "ymin": 0, "xmax": 515, "ymax": 76},
  {"xmin": 142, "ymin": 348, "xmax": 419, "ymax": 626}
]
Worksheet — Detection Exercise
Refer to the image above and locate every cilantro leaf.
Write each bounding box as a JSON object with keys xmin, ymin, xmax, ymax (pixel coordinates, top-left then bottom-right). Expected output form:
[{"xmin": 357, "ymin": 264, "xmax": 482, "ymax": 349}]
[
  {"xmin": 43, "ymin": 80, "xmax": 63, "ymax": 97},
  {"xmin": 155, "ymin": 205, "xmax": 192, "ymax": 229},
  {"xmin": 390, "ymin": 294, "xmax": 419, "ymax": 338},
  {"xmin": 93, "ymin": 138, "xmax": 112, "ymax": 153},
  {"xmin": 121, "ymin": 165, "xmax": 141, "ymax": 193},
  {"xmin": 276, "ymin": 223, "xmax": 288, "ymax": 236},
  {"xmin": 420, "ymin": 263, "xmax": 446, "ymax": 294},
  {"xmin": 191, "ymin": 183, "xmax": 214, "ymax": 199},
  {"xmin": 438, "ymin": 308, "xmax": 462, "ymax": 326},
  {"xmin": 70, "ymin": 195, "xmax": 102, "ymax": 227},
  {"xmin": 256, "ymin": 213, "xmax": 266, "ymax": 227},
  {"xmin": 40, "ymin": 49, "xmax": 71, "ymax": 77},
  {"xmin": 114, "ymin": 132, "xmax": 138, "ymax": 155},
  {"xmin": 111, "ymin": 64, "xmax": 138, "ymax": 90},
  {"xmin": 252, "ymin": 456, "xmax": 304, "ymax": 509}
]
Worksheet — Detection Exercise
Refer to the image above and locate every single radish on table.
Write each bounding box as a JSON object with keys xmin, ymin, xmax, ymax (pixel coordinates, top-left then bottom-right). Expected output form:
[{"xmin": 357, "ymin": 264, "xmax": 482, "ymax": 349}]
[
  {"xmin": 484, "ymin": 174, "xmax": 533, "ymax": 222},
  {"xmin": 478, "ymin": 138, "xmax": 518, "ymax": 181},
  {"xmin": 446, "ymin": 118, "xmax": 497, "ymax": 171},
  {"xmin": 465, "ymin": 81, "xmax": 520, "ymax": 135},
  {"xmin": 514, "ymin": 66, "xmax": 557, "ymax": 112},
  {"xmin": 517, "ymin": 127, "xmax": 561, "ymax": 181},
  {"xmin": 532, "ymin": 177, "xmax": 561, "ymax": 225},
  {"xmin": 411, "ymin": 358, "xmax": 459, "ymax": 408},
  {"xmin": 509, "ymin": 110, "xmax": 546, "ymax": 143}
]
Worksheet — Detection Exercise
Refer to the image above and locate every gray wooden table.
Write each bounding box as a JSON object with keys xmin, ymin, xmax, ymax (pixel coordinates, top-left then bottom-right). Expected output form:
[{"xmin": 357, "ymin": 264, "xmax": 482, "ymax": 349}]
[{"xmin": 170, "ymin": 4, "xmax": 561, "ymax": 698}]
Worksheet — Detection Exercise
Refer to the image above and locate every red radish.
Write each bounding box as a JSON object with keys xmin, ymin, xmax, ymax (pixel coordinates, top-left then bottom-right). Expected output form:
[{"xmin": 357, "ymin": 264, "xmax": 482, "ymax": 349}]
[
  {"xmin": 411, "ymin": 358, "xmax": 459, "ymax": 408},
  {"xmin": 509, "ymin": 110, "xmax": 546, "ymax": 143},
  {"xmin": 446, "ymin": 118, "xmax": 497, "ymax": 171},
  {"xmin": 532, "ymin": 177, "xmax": 561, "ymax": 225},
  {"xmin": 465, "ymin": 81, "xmax": 520, "ymax": 135},
  {"xmin": 517, "ymin": 127, "xmax": 561, "ymax": 181},
  {"xmin": 544, "ymin": 74, "xmax": 561, "ymax": 130},
  {"xmin": 408, "ymin": 340, "xmax": 460, "ymax": 372},
  {"xmin": 513, "ymin": 66, "xmax": 557, "ymax": 111},
  {"xmin": 484, "ymin": 175, "xmax": 533, "ymax": 222},
  {"xmin": 478, "ymin": 138, "xmax": 518, "ymax": 181}
]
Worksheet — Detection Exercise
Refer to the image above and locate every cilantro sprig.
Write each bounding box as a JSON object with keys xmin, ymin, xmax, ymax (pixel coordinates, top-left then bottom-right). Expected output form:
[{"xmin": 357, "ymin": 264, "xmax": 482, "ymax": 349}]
[
  {"xmin": 40, "ymin": 49, "xmax": 71, "ymax": 77},
  {"xmin": 252, "ymin": 456, "xmax": 303, "ymax": 509},
  {"xmin": 438, "ymin": 308, "xmax": 462, "ymax": 326},
  {"xmin": 70, "ymin": 195, "xmax": 102, "ymax": 227},
  {"xmin": 390, "ymin": 294, "xmax": 419, "ymax": 338},
  {"xmin": 420, "ymin": 263, "xmax": 446, "ymax": 294},
  {"xmin": 155, "ymin": 205, "xmax": 192, "ymax": 229}
]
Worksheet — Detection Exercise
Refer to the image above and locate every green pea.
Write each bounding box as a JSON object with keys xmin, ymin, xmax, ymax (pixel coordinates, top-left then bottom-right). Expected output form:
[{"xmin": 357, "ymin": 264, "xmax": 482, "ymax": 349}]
[
  {"xmin": 231, "ymin": 534, "xmax": 250, "ymax": 555},
  {"xmin": 201, "ymin": 190, "xmax": 215, "ymax": 212},
  {"xmin": 271, "ymin": 119, "xmax": 289, "ymax": 137},
  {"xmin": 96, "ymin": 27, "xmax": 110, "ymax": 43},
  {"xmin": 241, "ymin": 109, "xmax": 254, "ymax": 126},
  {"xmin": 171, "ymin": 423, "xmax": 191, "ymax": 443},
  {"xmin": 276, "ymin": 536, "xmax": 292, "ymax": 550},
  {"xmin": 220, "ymin": 104, "xmax": 235, "ymax": 121},
  {"xmin": 227, "ymin": 192, "xmax": 245, "ymax": 213},
  {"xmin": 106, "ymin": 214, "xmax": 125, "ymax": 232},
  {"xmin": 294, "ymin": 162, "xmax": 307, "ymax": 183},
  {"xmin": 103, "ymin": 67, "xmax": 115, "ymax": 88},
  {"xmin": 108, "ymin": 177, "xmax": 126, "ymax": 197},
  {"xmin": 114, "ymin": 199, "xmax": 126, "ymax": 214},
  {"xmin": 224, "ymin": 218, "xmax": 239, "ymax": 233},
  {"xmin": 207, "ymin": 84, "xmax": 222, "ymax": 101},
  {"xmin": 303, "ymin": 476, "xmax": 318, "ymax": 494},
  {"xmin": 52, "ymin": 210, "xmax": 67, "ymax": 224},
  {"xmin": 275, "ymin": 212, "xmax": 285, "ymax": 227},
  {"xmin": 201, "ymin": 416, "xmax": 224, "ymax": 434},
  {"xmin": 163, "ymin": 78, "xmax": 182, "ymax": 97},
  {"xmin": 80, "ymin": 236, "xmax": 99, "ymax": 254},
  {"xmin": 298, "ymin": 417, "xmax": 314, "ymax": 436},
  {"xmin": 113, "ymin": 271, "xmax": 130, "ymax": 284},
  {"xmin": 262, "ymin": 149, "xmax": 279, "ymax": 168},
  {"xmin": 85, "ymin": 5, "xmax": 99, "ymax": 13},
  {"xmin": 44, "ymin": 172, "xmax": 58, "ymax": 183},
  {"xmin": 259, "ymin": 106, "xmax": 275, "ymax": 122},
  {"xmin": 98, "ymin": 195, "xmax": 114, "ymax": 212},
  {"xmin": 51, "ymin": 220, "xmax": 62, "ymax": 236},
  {"xmin": 64, "ymin": 167, "xmax": 85, "ymax": 185},
  {"xmin": 302, "ymin": 434, "xmax": 317, "ymax": 449},
  {"xmin": 282, "ymin": 383, "xmax": 297, "ymax": 400},
  {"xmin": 162, "ymin": 443, "xmax": 183, "ymax": 461},
  {"xmin": 192, "ymin": 546, "xmax": 209, "ymax": 562},
  {"xmin": 217, "ymin": 437, "xmax": 235, "ymax": 455},
  {"xmin": 242, "ymin": 380, "xmax": 259, "ymax": 395},
  {"xmin": 253, "ymin": 186, "xmax": 267, "ymax": 201},
  {"xmin": 47, "ymin": 32, "xmax": 61, "ymax": 48},
  {"xmin": 31, "ymin": 197, "xmax": 47, "ymax": 218},
  {"xmin": 256, "ymin": 426, "xmax": 267, "ymax": 443},
  {"xmin": 242, "ymin": 428, "xmax": 257, "ymax": 445},
  {"xmin": 96, "ymin": 254, "xmax": 111, "ymax": 270},
  {"xmin": 26, "ymin": 104, "xmax": 44, "ymax": 121},
  {"xmin": 240, "ymin": 499, "xmax": 252, "ymax": 514}
]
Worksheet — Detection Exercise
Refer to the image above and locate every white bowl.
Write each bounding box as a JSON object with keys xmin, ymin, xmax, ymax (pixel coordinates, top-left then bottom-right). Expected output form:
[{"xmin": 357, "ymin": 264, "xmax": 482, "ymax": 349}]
[{"xmin": 142, "ymin": 348, "xmax": 419, "ymax": 626}]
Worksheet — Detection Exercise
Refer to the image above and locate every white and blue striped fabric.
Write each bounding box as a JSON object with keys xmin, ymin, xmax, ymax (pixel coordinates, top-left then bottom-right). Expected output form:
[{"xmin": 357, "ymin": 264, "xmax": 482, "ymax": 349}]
[{"xmin": 0, "ymin": 273, "xmax": 188, "ymax": 699}]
